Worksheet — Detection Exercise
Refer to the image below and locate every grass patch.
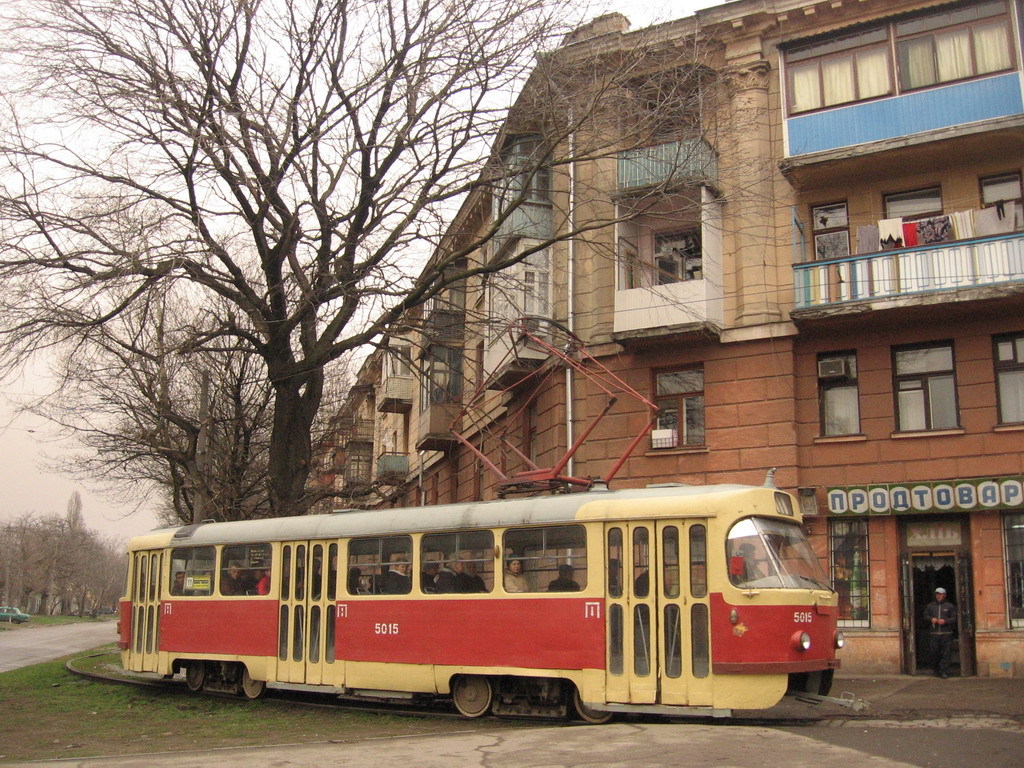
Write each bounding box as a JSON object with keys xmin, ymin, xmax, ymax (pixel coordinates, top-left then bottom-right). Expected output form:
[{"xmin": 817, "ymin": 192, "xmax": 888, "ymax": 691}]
[
  {"xmin": 0, "ymin": 614, "xmax": 108, "ymax": 632},
  {"xmin": 0, "ymin": 647, "xmax": 521, "ymax": 761}
]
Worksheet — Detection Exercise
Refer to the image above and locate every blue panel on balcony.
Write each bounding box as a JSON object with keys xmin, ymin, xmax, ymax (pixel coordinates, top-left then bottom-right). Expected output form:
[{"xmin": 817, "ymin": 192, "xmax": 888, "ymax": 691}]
[{"xmin": 787, "ymin": 73, "xmax": 1024, "ymax": 156}]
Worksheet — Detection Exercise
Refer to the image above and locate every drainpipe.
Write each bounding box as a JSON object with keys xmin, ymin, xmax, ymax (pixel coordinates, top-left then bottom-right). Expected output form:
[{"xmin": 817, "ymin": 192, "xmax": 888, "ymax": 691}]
[{"xmin": 565, "ymin": 127, "xmax": 576, "ymax": 478}]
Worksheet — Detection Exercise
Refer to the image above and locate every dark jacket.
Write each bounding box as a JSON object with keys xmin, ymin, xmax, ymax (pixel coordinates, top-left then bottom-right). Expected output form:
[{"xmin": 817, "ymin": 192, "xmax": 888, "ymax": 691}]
[{"xmin": 923, "ymin": 599, "xmax": 957, "ymax": 634}]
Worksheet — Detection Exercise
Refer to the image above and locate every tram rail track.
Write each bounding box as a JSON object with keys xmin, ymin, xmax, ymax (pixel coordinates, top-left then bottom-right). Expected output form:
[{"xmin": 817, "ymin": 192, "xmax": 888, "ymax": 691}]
[{"xmin": 65, "ymin": 651, "xmax": 843, "ymax": 727}]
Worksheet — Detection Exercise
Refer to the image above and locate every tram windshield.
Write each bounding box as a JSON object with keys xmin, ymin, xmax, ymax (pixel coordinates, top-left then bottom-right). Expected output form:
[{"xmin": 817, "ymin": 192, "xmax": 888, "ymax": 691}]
[{"xmin": 727, "ymin": 517, "xmax": 831, "ymax": 591}]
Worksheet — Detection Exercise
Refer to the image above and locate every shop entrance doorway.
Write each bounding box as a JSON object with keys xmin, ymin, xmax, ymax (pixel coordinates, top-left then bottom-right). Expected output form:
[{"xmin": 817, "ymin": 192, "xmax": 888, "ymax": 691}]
[{"xmin": 900, "ymin": 530, "xmax": 975, "ymax": 676}]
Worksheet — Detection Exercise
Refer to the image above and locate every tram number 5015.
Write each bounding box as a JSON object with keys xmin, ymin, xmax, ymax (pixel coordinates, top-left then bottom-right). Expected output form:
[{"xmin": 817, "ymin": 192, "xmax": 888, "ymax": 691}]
[
  {"xmin": 793, "ymin": 611, "xmax": 813, "ymax": 624},
  {"xmin": 374, "ymin": 622, "xmax": 400, "ymax": 635}
]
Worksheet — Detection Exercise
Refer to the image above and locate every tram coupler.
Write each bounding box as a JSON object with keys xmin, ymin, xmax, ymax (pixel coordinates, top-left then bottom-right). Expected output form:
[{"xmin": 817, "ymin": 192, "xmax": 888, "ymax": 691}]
[{"xmin": 792, "ymin": 690, "xmax": 869, "ymax": 711}]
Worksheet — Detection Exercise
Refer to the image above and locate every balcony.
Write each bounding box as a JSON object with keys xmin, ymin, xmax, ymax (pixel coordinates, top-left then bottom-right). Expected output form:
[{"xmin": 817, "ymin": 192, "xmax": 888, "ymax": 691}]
[
  {"xmin": 612, "ymin": 187, "xmax": 724, "ymax": 342},
  {"xmin": 617, "ymin": 138, "xmax": 717, "ymax": 191},
  {"xmin": 786, "ymin": 73, "xmax": 1023, "ymax": 160},
  {"xmin": 336, "ymin": 417, "xmax": 373, "ymax": 445},
  {"xmin": 377, "ymin": 373, "xmax": 413, "ymax": 413},
  {"xmin": 414, "ymin": 401, "xmax": 460, "ymax": 452},
  {"xmin": 495, "ymin": 201, "xmax": 552, "ymax": 245},
  {"xmin": 792, "ymin": 231, "xmax": 1024, "ymax": 313},
  {"xmin": 483, "ymin": 329, "xmax": 548, "ymax": 389},
  {"xmin": 376, "ymin": 452, "xmax": 409, "ymax": 485},
  {"xmin": 422, "ymin": 308, "xmax": 465, "ymax": 344}
]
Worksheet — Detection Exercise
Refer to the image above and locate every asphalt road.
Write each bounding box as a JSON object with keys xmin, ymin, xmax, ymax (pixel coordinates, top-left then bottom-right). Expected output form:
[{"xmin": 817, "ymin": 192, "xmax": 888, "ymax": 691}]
[{"xmin": 0, "ymin": 620, "xmax": 117, "ymax": 673}]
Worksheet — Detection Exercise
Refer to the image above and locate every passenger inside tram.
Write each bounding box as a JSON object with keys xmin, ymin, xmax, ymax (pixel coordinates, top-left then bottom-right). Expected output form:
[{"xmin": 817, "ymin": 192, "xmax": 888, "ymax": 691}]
[
  {"xmin": 547, "ymin": 564, "xmax": 581, "ymax": 592},
  {"xmin": 504, "ymin": 558, "xmax": 529, "ymax": 592},
  {"xmin": 383, "ymin": 554, "xmax": 412, "ymax": 594},
  {"xmin": 220, "ymin": 561, "xmax": 255, "ymax": 595}
]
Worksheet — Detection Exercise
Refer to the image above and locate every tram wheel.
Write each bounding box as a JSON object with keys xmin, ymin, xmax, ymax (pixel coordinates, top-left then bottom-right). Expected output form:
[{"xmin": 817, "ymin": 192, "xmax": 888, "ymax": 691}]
[
  {"xmin": 572, "ymin": 688, "xmax": 614, "ymax": 724},
  {"xmin": 452, "ymin": 675, "xmax": 493, "ymax": 718},
  {"xmin": 239, "ymin": 666, "xmax": 266, "ymax": 699},
  {"xmin": 185, "ymin": 662, "xmax": 206, "ymax": 692}
]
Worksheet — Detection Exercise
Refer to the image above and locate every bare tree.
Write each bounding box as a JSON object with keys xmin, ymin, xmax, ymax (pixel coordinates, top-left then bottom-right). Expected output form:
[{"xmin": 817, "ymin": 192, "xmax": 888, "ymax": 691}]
[
  {"xmin": 34, "ymin": 290, "xmax": 280, "ymax": 524},
  {"xmin": 0, "ymin": 1, "xmax": 727, "ymax": 516}
]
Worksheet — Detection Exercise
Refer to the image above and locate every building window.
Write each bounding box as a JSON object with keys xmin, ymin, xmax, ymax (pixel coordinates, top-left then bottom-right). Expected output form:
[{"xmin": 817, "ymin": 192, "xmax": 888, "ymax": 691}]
[
  {"xmin": 812, "ymin": 202, "xmax": 850, "ymax": 260},
  {"xmin": 994, "ymin": 332, "xmax": 1024, "ymax": 424},
  {"xmin": 784, "ymin": 0, "xmax": 1014, "ymax": 115},
  {"xmin": 893, "ymin": 342, "xmax": 959, "ymax": 431},
  {"xmin": 419, "ymin": 345, "xmax": 462, "ymax": 410},
  {"xmin": 493, "ymin": 134, "xmax": 550, "ymax": 221},
  {"xmin": 884, "ymin": 186, "xmax": 943, "ymax": 221},
  {"xmin": 786, "ymin": 27, "xmax": 892, "ymax": 113},
  {"xmin": 830, "ymin": 518, "xmax": 870, "ymax": 627},
  {"xmin": 981, "ymin": 172, "xmax": 1024, "ymax": 230},
  {"xmin": 896, "ymin": 0, "xmax": 1013, "ymax": 92},
  {"xmin": 652, "ymin": 368, "xmax": 705, "ymax": 449},
  {"xmin": 818, "ymin": 351, "xmax": 860, "ymax": 436},
  {"xmin": 654, "ymin": 231, "xmax": 702, "ymax": 283},
  {"xmin": 1006, "ymin": 513, "xmax": 1024, "ymax": 628}
]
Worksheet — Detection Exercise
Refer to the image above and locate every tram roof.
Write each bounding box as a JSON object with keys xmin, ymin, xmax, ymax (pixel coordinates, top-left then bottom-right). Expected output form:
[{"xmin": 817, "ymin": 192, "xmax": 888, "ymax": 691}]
[{"xmin": 138, "ymin": 483, "xmax": 784, "ymax": 548}]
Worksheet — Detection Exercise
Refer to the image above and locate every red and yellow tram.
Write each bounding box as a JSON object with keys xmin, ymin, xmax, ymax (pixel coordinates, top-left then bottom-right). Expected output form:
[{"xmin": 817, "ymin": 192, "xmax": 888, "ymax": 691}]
[{"xmin": 120, "ymin": 482, "xmax": 843, "ymax": 720}]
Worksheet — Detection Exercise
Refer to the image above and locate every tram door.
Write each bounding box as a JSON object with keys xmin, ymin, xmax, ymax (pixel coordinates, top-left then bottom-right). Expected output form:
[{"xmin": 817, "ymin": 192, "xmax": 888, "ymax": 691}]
[
  {"xmin": 277, "ymin": 540, "xmax": 338, "ymax": 684},
  {"xmin": 656, "ymin": 521, "xmax": 713, "ymax": 707},
  {"xmin": 604, "ymin": 523, "xmax": 657, "ymax": 704},
  {"xmin": 128, "ymin": 549, "xmax": 162, "ymax": 673}
]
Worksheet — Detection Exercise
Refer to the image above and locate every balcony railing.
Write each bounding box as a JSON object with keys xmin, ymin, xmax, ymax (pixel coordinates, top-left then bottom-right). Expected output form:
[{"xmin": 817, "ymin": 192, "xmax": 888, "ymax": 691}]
[
  {"xmin": 376, "ymin": 452, "xmax": 409, "ymax": 484},
  {"xmin": 422, "ymin": 308, "xmax": 465, "ymax": 343},
  {"xmin": 793, "ymin": 232, "xmax": 1024, "ymax": 310},
  {"xmin": 377, "ymin": 373, "xmax": 413, "ymax": 413},
  {"xmin": 495, "ymin": 201, "xmax": 552, "ymax": 243},
  {"xmin": 336, "ymin": 417, "xmax": 373, "ymax": 444},
  {"xmin": 617, "ymin": 138, "xmax": 717, "ymax": 191}
]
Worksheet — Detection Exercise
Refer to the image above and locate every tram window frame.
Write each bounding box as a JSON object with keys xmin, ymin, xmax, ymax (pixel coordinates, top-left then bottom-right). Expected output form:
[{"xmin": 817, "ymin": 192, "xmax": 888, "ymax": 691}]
[
  {"xmin": 503, "ymin": 525, "xmax": 587, "ymax": 593},
  {"xmin": 421, "ymin": 530, "xmax": 494, "ymax": 594},
  {"xmin": 662, "ymin": 526, "xmax": 680, "ymax": 599},
  {"xmin": 349, "ymin": 535, "xmax": 414, "ymax": 595},
  {"xmin": 169, "ymin": 546, "xmax": 215, "ymax": 596},
  {"xmin": 689, "ymin": 524, "xmax": 708, "ymax": 598},
  {"xmin": 219, "ymin": 543, "xmax": 272, "ymax": 597}
]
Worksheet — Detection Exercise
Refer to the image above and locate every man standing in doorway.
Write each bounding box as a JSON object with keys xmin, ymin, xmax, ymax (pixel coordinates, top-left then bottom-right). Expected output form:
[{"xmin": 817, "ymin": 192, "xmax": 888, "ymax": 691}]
[{"xmin": 923, "ymin": 587, "xmax": 958, "ymax": 678}]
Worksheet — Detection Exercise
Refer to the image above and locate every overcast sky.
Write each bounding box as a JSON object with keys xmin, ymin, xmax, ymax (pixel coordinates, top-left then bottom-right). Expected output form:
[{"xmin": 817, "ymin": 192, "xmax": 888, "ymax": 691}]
[{"xmin": 0, "ymin": 0, "xmax": 724, "ymax": 542}]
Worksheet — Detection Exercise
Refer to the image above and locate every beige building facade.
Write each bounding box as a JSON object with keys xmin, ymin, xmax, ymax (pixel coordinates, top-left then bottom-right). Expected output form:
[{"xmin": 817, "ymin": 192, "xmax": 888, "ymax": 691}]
[{"xmin": 324, "ymin": 0, "xmax": 1024, "ymax": 677}]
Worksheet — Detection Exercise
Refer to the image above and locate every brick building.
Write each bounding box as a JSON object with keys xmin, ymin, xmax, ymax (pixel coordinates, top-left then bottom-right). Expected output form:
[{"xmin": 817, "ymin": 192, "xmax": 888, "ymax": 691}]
[{"xmin": 324, "ymin": 0, "xmax": 1024, "ymax": 677}]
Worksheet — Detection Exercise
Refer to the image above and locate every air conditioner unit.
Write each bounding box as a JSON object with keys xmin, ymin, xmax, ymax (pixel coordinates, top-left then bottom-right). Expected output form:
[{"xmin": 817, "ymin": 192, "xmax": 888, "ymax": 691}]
[{"xmin": 817, "ymin": 358, "xmax": 850, "ymax": 379}]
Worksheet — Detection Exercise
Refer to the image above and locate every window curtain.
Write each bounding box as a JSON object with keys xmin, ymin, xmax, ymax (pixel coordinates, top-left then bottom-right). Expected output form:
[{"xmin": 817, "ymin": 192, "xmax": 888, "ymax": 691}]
[
  {"xmin": 935, "ymin": 28, "xmax": 972, "ymax": 82},
  {"xmin": 900, "ymin": 37, "xmax": 936, "ymax": 89},
  {"xmin": 789, "ymin": 63, "xmax": 821, "ymax": 112},
  {"xmin": 974, "ymin": 22, "xmax": 1011, "ymax": 74},
  {"xmin": 856, "ymin": 48, "xmax": 890, "ymax": 98},
  {"xmin": 822, "ymin": 56, "xmax": 855, "ymax": 106}
]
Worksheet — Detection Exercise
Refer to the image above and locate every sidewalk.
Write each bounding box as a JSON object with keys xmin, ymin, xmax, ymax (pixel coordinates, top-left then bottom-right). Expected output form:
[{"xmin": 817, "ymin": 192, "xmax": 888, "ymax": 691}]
[{"xmin": 766, "ymin": 673, "xmax": 1024, "ymax": 721}]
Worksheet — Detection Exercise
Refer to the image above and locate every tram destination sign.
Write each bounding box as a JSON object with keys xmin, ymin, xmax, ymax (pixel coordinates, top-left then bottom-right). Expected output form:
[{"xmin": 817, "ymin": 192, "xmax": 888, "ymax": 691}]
[{"xmin": 827, "ymin": 475, "xmax": 1024, "ymax": 516}]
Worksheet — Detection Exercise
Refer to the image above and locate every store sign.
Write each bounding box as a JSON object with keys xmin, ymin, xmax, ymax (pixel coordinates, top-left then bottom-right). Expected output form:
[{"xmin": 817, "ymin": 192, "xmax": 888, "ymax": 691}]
[
  {"xmin": 905, "ymin": 521, "xmax": 962, "ymax": 547},
  {"xmin": 827, "ymin": 476, "xmax": 1024, "ymax": 516}
]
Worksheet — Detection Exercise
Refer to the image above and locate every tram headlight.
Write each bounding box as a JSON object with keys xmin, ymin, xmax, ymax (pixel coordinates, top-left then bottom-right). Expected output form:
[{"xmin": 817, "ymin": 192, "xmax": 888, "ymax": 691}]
[
  {"xmin": 834, "ymin": 631, "xmax": 846, "ymax": 649},
  {"xmin": 790, "ymin": 631, "xmax": 812, "ymax": 652}
]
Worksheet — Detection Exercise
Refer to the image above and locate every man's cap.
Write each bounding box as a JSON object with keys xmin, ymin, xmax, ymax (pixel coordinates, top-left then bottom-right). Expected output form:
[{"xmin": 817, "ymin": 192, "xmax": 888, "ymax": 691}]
[{"xmin": 935, "ymin": 587, "xmax": 947, "ymax": 594}]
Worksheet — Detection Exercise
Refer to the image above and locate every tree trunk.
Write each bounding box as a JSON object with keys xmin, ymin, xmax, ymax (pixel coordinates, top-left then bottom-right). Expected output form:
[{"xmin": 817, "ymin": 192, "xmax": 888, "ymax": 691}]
[{"xmin": 266, "ymin": 370, "xmax": 324, "ymax": 517}]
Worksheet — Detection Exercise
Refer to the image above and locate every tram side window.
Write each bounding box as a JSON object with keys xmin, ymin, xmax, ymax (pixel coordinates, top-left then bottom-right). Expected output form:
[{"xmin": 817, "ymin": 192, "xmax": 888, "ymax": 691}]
[
  {"xmin": 169, "ymin": 546, "xmax": 215, "ymax": 596},
  {"xmin": 349, "ymin": 535, "xmax": 413, "ymax": 595},
  {"xmin": 689, "ymin": 524, "xmax": 707, "ymax": 598},
  {"xmin": 219, "ymin": 543, "xmax": 272, "ymax": 596},
  {"xmin": 503, "ymin": 525, "xmax": 587, "ymax": 593},
  {"xmin": 421, "ymin": 530, "xmax": 494, "ymax": 594}
]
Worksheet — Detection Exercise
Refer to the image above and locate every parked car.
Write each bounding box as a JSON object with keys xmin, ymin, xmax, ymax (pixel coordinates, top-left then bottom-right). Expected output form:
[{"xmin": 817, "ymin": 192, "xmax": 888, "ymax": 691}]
[{"xmin": 0, "ymin": 606, "xmax": 30, "ymax": 624}]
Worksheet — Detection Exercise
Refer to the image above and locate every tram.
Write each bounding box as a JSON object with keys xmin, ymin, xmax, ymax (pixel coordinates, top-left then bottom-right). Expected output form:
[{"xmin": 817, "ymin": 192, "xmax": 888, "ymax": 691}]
[{"xmin": 119, "ymin": 482, "xmax": 843, "ymax": 721}]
